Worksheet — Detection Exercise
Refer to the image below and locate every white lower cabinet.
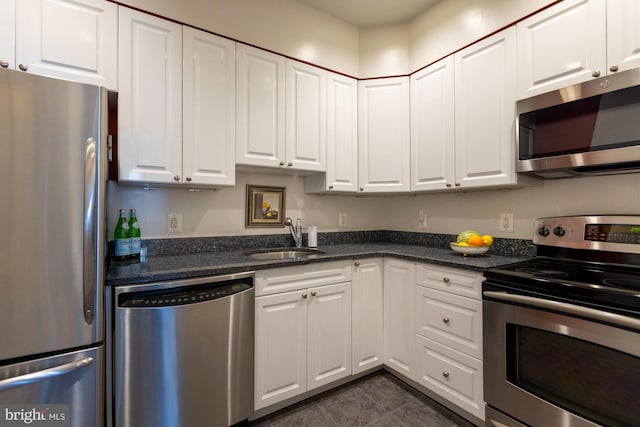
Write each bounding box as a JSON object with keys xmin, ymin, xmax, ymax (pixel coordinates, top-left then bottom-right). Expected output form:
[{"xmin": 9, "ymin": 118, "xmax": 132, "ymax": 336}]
[
  {"xmin": 383, "ymin": 258, "xmax": 416, "ymax": 378},
  {"xmin": 254, "ymin": 262, "xmax": 352, "ymax": 410},
  {"xmin": 414, "ymin": 264, "xmax": 485, "ymax": 420},
  {"xmin": 351, "ymin": 258, "xmax": 384, "ymax": 374}
]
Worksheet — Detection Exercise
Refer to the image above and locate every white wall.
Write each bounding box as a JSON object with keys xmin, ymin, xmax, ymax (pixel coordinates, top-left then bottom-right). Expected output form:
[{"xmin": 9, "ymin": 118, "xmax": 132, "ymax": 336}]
[{"xmin": 359, "ymin": 24, "xmax": 410, "ymax": 78}]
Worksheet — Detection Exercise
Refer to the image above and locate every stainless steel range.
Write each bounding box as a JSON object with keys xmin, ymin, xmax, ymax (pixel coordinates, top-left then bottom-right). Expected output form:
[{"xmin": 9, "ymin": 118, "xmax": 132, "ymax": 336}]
[{"xmin": 483, "ymin": 215, "xmax": 640, "ymax": 427}]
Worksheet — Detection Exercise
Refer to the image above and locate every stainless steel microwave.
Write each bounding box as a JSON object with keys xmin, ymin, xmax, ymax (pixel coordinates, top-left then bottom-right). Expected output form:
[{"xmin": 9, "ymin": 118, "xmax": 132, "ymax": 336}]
[{"xmin": 517, "ymin": 68, "xmax": 640, "ymax": 178}]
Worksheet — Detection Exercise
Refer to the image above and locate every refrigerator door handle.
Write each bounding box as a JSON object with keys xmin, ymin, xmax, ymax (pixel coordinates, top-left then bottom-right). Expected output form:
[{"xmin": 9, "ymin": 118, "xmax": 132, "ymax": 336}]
[
  {"xmin": 0, "ymin": 357, "xmax": 94, "ymax": 392},
  {"xmin": 83, "ymin": 137, "xmax": 97, "ymax": 324}
]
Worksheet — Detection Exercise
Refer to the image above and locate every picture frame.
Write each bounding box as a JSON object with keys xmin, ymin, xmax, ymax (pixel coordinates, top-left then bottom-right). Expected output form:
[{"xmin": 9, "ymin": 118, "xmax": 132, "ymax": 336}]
[{"xmin": 246, "ymin": 185, "xmax": 286, "ymax": 227}]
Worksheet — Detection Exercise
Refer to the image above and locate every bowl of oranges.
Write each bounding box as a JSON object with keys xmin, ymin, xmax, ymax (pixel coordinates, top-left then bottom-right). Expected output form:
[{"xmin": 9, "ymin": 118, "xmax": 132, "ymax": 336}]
[{"xmin": 450, "ymin": 230, "xmax": 493, "ymax": 256}]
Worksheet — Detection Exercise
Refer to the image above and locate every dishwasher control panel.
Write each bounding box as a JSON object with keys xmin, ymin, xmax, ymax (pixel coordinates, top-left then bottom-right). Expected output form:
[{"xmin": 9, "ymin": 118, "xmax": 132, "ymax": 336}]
[{"xmin": 118, "ymin": 281, "xmax": 252, "ymax": 307}]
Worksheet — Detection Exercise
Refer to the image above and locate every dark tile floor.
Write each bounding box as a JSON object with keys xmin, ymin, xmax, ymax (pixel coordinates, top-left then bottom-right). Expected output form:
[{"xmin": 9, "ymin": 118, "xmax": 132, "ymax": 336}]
[{"xmin": 250, "ymin": 371, "xmax": 477, "ymax": 426}]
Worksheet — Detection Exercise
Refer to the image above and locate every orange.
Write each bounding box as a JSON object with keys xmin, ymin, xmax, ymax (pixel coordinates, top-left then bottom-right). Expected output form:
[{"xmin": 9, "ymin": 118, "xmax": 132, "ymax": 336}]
[{"xmin": 467, "ymin": 234, "xmax": 484, "ymax": 246}]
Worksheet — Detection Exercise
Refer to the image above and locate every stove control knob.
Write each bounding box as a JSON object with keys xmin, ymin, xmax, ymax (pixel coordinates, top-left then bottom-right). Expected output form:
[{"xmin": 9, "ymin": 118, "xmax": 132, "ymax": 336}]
[
  {"xmin": 553, "ymin": 226, "xmax": 566, "ymax": 237},
  {"xmin": 538, "ymin": 226, "xmax": 550, "ymax": 237}
]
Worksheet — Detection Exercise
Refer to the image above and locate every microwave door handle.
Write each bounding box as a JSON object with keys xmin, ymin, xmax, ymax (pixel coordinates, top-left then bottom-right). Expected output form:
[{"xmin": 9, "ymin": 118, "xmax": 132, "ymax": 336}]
[
  {"xmin": 483, "ymin": 291, "xmax": 640, "ymax": 331},
  {"xmin": 83, "ymin": 137, "xmax": 97, "ymax": 325},
  {"xmin": 0, "ymin": 357, "xmax": 94, "ymax": 392}
]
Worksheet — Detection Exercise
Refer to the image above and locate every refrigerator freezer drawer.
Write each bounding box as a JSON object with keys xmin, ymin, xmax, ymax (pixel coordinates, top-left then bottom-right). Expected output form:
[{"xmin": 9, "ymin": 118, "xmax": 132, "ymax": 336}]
[{"xmin": 0, "ymin": 346, "xmax": 103, "ymax": 427}]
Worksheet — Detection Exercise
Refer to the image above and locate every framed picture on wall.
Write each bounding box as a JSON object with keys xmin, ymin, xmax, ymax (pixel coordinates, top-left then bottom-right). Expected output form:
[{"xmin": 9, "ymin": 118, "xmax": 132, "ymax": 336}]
[{"xmin": 246, "ymin": 185, "xmax": 286, "ymax": 227}]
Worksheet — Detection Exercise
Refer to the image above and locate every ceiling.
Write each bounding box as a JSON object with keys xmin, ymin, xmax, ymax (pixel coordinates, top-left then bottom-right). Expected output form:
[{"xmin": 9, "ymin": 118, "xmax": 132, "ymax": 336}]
[{"xmin": 297, "ymin": 0, "xmax": 441, "ymax": 28}]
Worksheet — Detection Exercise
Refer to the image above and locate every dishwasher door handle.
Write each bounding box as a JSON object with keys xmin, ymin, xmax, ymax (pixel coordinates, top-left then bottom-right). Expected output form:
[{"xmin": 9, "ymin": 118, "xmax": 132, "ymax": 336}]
[{"xmin": 0, "ymin": 357, "xmax": 94, "ymax": 392}]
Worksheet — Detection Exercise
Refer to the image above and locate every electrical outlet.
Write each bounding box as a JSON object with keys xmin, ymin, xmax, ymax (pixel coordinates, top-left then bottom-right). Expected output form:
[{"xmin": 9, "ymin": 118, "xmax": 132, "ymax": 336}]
[
  {"xmin": 499, "ymin": 213, "xmax": 514, "ymax": 232},
  {"xmin": 338, "ymin": 212, "xmax": 347, "ymax": 227},
  {"xmin": 418, "ymin": 210, "xmax": 427, "ymax": 228},
  {"xmin": 168, "ymin": 213, "xmax": 182, "ymax": 232}
]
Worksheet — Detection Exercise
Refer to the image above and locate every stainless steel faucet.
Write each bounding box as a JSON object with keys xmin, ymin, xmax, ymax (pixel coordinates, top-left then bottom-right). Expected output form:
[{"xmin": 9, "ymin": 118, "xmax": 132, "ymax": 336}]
[{"xmin": 284, "ymin": 217, "xmax": 303, "ymax": 248}]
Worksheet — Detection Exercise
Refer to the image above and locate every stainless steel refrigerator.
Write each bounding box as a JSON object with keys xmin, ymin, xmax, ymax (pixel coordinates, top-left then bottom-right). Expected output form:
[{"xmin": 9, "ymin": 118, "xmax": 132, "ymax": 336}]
[{"xmin": 0, "ymin": 68, "xmax": 106, "ymax": 426}]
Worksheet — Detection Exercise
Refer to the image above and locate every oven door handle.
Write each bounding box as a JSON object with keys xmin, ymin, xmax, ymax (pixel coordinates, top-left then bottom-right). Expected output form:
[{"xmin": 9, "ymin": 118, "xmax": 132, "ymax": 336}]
[{"xmin": 483, "ymin": 291, "xmax": 640, "ymax": 331}]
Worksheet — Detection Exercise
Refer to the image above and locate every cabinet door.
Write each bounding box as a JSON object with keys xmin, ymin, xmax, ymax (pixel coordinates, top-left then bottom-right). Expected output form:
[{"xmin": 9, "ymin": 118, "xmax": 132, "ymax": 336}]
[
  {"xmin": 454, "ymin": 27, "xmax": 516, "ymax": 189},
  {"xmin": 0, "ymin": 0, "xmax": 15, "ymax": 69},
  {"xmin": 383, "ymin": 258, "xmax": 415, "ymax": 378},
  {"xmin": 410, "ymin": 56, "xmax": 455, "ymax": 192},
  {"xmin": 351, "ymin": 259, "xmax": 383, "ymax": 374},
  {"xmin": 285, "ymin": 60, "xmax": 325, "ymax": 171},
  {"xmin": 326, "ymin": 72, "xmax": 358, "ymax": 192},
  {"xmin": 358, "ymin": 77, "xmax": 410, "ymax": 193},
  {"xmin": 236, "ymin": 44, "xmax": 285, "ymax": 168},
  {"xmin": 607, "ymin": 0, "xmax": 640, "ymax": 74},
  {"xmin": 307, "ymin": 283, "xmax": 351, "ymax": 391},
  {"xmin": 16, "ymin": 0, "xmax": 117, "ymax": 90},
  {"xmin": 516, "ymin": 0, "xmax": 606, "ymax": 99},
  {"xmin": 255, "ymin": 290, "xmax": 307, "ymax": 410},
  {"xmin": 118, "ymin": 7, "xmax": 182, "ymax": 183},
  {"xmin": 183, "ymin": 27, "xmax": 235, "ymax": 186}
]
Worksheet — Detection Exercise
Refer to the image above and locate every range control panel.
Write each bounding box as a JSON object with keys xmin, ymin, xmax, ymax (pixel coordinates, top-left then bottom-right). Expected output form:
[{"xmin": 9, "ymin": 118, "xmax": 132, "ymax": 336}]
[{"xmin": 533, "ymin": 215, "xmax": 640, "ymax": 253}]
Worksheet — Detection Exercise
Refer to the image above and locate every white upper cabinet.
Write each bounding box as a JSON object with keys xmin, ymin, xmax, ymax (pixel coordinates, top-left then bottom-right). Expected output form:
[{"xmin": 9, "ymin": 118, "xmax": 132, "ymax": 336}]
[
  {"xmin": 607, "ymin": 0, "xmax": 640, "ymax": 74},
  {"xmin": 7, "ymin": 0, "xmax": 117, "ymax": 90},
  {"xmin": 305, "ymin": 72, "xmax": 358, "ymax": 193},
  {"xmin": 236, "ymin": 44, "xmax": 286, "ymax": 169},
  {"xmin": 454, "ymin": 27, "xmax": 517, "ymax": 189},
  {"xmin": 118, "ymin": 7, "xmax": 183, "ymax": 184},
  {"xmin": 183, "ymin": 27, "xmax": 236, "ymax": 186},
  {"xmin": 516, "ymin": 0, "xmax": 640, "ymax": 99},
  {"xmin": 0, "ymin": 0, "xmax": 15, "ymax": 70},
  {"xmin": 285, "ymin": 59, "xmax": 326, "ymax": 171},
  {"xmin": 358, "ymin": 77, "xmax": 411, "ymax": 193},
  {"xmin": 410, "ymin": 56, "xmax": 455, "ymax": 192}
]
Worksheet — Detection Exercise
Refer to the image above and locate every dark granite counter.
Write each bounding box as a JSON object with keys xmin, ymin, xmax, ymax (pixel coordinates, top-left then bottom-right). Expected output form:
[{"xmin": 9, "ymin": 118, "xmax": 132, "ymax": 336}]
[{"xmin": 106, "ymin": 242, "xmax": 530, "ymax": 286}]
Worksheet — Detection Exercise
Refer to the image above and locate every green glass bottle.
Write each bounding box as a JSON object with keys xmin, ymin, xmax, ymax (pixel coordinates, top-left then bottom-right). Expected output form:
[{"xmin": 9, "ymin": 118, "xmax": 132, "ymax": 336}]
[
  {"xmin": 114, "ymin": 209, "xmax": 130, "ymax": 260},
  {"xmin": 128, "ymin": 209, "xmax": 141, "ymax": 258}
]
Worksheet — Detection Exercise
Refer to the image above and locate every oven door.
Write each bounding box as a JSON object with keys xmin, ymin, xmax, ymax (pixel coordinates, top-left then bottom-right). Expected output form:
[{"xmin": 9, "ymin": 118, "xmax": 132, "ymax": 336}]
[{"xmin": 483, "ymin": 291, "xmax": 640, "ymax": 427}]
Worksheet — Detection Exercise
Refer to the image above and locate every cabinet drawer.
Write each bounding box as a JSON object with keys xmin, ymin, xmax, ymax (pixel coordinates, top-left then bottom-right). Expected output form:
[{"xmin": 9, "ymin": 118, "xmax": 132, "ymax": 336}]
[
  {"xmin": 415, "ymin": 286, "xmax": 482, "ymax": 359},
  {"xmin": 416, "ymin": 264, "xmax": 483, "ymax": 299},
  {"xmin": 256, "ymin": 260, "xmax": 351, "ymax": 296},
  {"xmin": 415, "ymin": 335, "xmax": 484, "ymax": 420}
]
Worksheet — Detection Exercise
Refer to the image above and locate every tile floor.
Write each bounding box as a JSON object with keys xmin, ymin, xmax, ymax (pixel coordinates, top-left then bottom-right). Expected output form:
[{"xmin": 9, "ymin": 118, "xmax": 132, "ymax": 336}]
[{"xmin": 250, "ymin": 371, "xmax": 477, "ymax": 426}]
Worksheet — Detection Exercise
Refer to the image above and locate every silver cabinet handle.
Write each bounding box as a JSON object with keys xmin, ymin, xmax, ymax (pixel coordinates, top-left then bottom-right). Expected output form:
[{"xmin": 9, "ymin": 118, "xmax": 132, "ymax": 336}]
[
  {"xmin": 455, "ymin": 183, "xmax": 461, "ymax": 187},
  {"xmin": 443, "ymin": 317, "xmax": 450, "ymax": 324},
  {"xmin": 279, "ymin": 161, "xmax": 285, "ymax": 166},
  {"xmin": 173, "ymin": 175, "xmax": 180, "ymax": 181},
  {"xmin": 18, "ymin": 63, "xmax": 28, "ymax": 71},
  {"xmin": 302, "ymin": 293, "xmax": 308, "ymax": 299},
  {"xmin": 328, "ymin": 185, "xmax": 334, "ymax": 190},
  {"xmin": 446, "ymin": 183, "xmax": 452, "ymax": 188},
  {"xmin": 83, "ymin": 138, "xmax": 97, "ymax": 324},
  {"xmin": 359, "ymin": 188, "xmax": 363, "ymax": 192},
  {"xmin": 442, "ymin": 371, "xmax": 450, "ymax": 378},
  {"xmin": 186, "ymin": 176, "xmax": 192, "ymax": 182},
  {"xmin": 0, "ymin": 60, "xmax": 9, "ymax": 68},
  {"xmin": 310, "ymin": 291, "xmax": 316, "ymax": 297},
  {"xmin": 287, "ymin": 161, "xmax": 293, "ymax": 167},
  {"xmin": 0, "ymin": 357, "xmax": 94, "ymax": 392},
  {"xmin": 592, "ymin": 69, "xmax": 601, "ymax": 78},
  {"xmin": 483, "ymin": 291, "xmax": 640, "ymax": 331},
  {"xmin": 443, "ymin": 277, "xmax": 450, "ymax": 283},
  {"xmin": 609, "ymin": 64, "xmax": 619, "ymax": 72}
]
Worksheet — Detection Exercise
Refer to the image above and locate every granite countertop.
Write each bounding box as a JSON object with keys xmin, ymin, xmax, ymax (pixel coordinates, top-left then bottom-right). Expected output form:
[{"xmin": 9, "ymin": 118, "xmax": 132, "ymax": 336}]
[{"xmin": 106, "ymin": 242, "xmax": 530, "ymax": 286}]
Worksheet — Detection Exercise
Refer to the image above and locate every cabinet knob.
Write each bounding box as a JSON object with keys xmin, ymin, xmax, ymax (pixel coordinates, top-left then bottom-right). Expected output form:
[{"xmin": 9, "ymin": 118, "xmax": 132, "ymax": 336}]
[
  {"xmin": 18, "ymin": 63, "xmax": 28, "ymax": 72},
  {"xmin": 0, "ymin": 60, "xmax": 8, "ymax": 68},
  {"xmin": 279, "ymin": 161, "xmax": 285, "ymax": 166},
  {"xmin": 443, "ymin": 277, "xmax": 450, "ymax": 283},
  {"xmin": 173, "ymin": 175, "xmax": 180, "ymax": 181},
  {"xmin": 446, "ymin": 183, "xmax": 452, "ymax": 188},
  {"xmin": 310, "ymin": 291, "xmax": 316, "ymax": 297},
  {"xmin": 609, "ymin": 64, "xmax": 619, "ymax": 72},
  {"xmin": 302, "ymin": 293, "xmax": 308, "ymax": 299},
  {"xmin": 442, "ymin": 371, "xmax": 450, "ymax": 379},
  {"xmin": 328, "ymin": 185, "xmax": 334, "ymax": 190},
  {"xmin": 359, "ymin": 188, "xmax": 363, "ymax": 192},
  {"xmin": 186, "ymin": 176, "xmax": 192, "ymax": 182},
  {"xmin": 454, "ymin": 183, "xmax": 461, "ymax": 187},
  {"xmin": 354, "ymin": 261, "xmax": 360, "ymax": 267},
  {"xmin": 287, "ymin": 161, "xmax": 293, "ymax": 167},
  {"xmin": 443, "ymin": 317, "xmax": 450, "ymax": 324},
  {"xmin": 592, "ymin": 69, "xmax": 601, "ymax": 78}
]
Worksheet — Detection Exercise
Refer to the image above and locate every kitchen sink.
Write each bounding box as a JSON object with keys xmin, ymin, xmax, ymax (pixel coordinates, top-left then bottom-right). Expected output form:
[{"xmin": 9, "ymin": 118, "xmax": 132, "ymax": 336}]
[{"xmin": 245, "ymin": 248, "xmax": 326, "ymax": 260}]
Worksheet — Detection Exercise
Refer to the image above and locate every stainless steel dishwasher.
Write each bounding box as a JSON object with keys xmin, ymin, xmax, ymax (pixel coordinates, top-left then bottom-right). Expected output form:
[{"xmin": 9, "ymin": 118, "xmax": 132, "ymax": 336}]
[{"xmin": 113, "ymin": 272, "xmax": 254, "ymax": 427}]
